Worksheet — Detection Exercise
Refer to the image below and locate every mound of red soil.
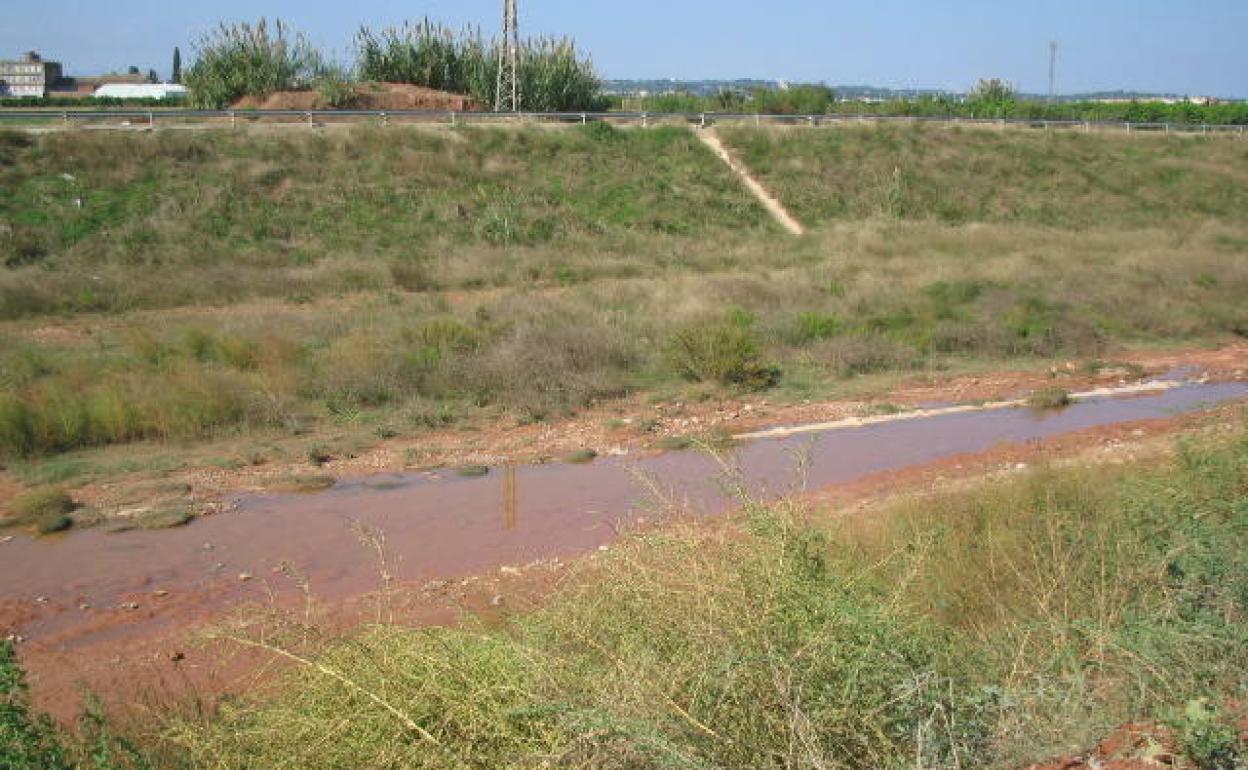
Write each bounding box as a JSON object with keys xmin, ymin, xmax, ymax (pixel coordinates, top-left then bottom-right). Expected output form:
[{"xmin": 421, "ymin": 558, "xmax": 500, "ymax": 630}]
[{"xmin": 231, "ymin": 82, "xmax": 481, "ymax": 111}]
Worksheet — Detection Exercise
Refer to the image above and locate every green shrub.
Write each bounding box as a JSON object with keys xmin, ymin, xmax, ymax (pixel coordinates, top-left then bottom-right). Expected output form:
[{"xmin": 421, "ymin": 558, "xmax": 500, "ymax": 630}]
[
  {"xmin": 665, "ymin": 317, "xmax": 780, "ymax": 389},
  {"xmin": 1026, "ymin": 387, "xmax": 1072, "ymax": 410},
  {"xmin": 13, "ymin": 488, "xmax": 76, "ymax": 521}
]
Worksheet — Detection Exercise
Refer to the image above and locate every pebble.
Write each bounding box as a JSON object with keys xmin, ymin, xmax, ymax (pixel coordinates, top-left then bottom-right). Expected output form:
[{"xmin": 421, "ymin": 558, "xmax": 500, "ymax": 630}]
[
  {"xmin": 35, "ymin": 596, "xmax": 48, "ymax": 604},
  {"xmin": 238, "ymin": 573, "xmax": 253, "ymax": 582},
  {"xmin": 499, "ymin": 566, "xmax": 521, "ymax": 576},
  {"xmin": 79, "ymin": 603, "xmax": 91, "ymax": 611},
  {"xmin": 490, "ymin": 595, "xmax": 504, "ymax": 607},
  {"xmin": 202, "ymin": 543, "xmax": 215, "ymax": 551},
  {"xmin": 120, "ymin": 602, "xmax": 139, "ymax": 611},
  {"xmin": 153, "ymin": 590, "xmax": 169, "ymax": 598},
  {"xmin": 0, "ymin": 535, "xmax": 13, "ymax": 544},
  {"xmin": 1015, "ymin": 463, "xmax": 1028, "ymax": 471},
  {"xmin": 169, "ymin": 651, "xmax": 185, "ymax": 663},
  {"xmin": 5, "ymin": 634, "xmax": 25, "ymax": 644}
]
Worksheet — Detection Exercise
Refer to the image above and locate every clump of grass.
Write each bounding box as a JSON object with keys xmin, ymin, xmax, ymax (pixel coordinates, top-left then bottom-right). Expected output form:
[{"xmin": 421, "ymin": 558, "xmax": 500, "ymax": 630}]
[
  {"xmin": 1026, "ymin": 386, "xmax": 1073, "ymax": 410},
  {"xmin": 184, "ymin": 19, "xmax": 323, "ymax": 108},
  {"xmin": 261, "ymin": 475, "xmax": 336, "ymax": 493},
  {"xmin": 563, "ymin": 449, "xmax": 598, "ymax": 464},
  {"xmin": 655, "ymin": 435, "xmax": 693, "ymax": 451},
  {"xmin": 11, "ymin": 488, "xmax": 77, "ymax": 522},
  {"xmin": 455, "ymin": 464, "xmax": 490, "ymax": 478},
  {"xmin": 33, "ymin": 513, "xmax": 73, "ymax": 535},
  {"xmin": 356, "ymin": 19, "xmax": 605, "ymax": 111}
]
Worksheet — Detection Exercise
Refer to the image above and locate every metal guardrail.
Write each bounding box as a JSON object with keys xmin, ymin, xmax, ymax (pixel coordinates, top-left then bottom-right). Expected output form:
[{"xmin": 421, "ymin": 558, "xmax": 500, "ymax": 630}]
[{"xmin": 0, "ymin": 108, "xmax": 1245, "ymax": 135}]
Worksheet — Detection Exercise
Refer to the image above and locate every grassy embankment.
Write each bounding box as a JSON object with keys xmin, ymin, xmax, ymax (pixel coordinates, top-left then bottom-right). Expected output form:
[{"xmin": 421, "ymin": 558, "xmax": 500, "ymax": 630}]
[
  {"xmin": 6, "ymin": 418, "xmax": 1246, "ymax": 768},
  {"xmin": 1, "ymin": 123, "xmax": 1247, "ymax": 516}
]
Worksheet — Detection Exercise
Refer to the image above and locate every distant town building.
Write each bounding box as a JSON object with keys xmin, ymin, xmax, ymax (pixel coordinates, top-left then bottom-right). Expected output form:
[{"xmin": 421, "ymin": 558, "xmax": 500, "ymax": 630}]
[{"xmin": 0, "ymin": 51, "xmax": 63, "ymax": 98}]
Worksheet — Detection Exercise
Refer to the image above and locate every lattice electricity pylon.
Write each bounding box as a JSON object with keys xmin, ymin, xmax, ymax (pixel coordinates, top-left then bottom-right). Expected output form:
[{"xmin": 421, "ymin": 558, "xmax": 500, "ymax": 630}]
[{"xmin": 495, "ymin": 0, "xmax": 521, "ymax": 112}]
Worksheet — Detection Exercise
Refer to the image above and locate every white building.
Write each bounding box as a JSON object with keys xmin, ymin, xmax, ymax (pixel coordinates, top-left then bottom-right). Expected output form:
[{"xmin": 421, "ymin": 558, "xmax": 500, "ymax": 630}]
[
  {"xmin": 93, "ymin": 83, "xmax": 189, "ymax": 100},
  {"xmin": 0, "ymin": 51, "xmax": 63, "ymax": 98}
]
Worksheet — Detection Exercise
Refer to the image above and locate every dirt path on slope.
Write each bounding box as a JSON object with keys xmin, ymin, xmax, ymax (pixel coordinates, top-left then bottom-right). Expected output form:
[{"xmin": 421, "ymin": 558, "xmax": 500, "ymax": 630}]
[{"xmin": 695, "ymin": 128, "xmax": 807, "ymax": 235}]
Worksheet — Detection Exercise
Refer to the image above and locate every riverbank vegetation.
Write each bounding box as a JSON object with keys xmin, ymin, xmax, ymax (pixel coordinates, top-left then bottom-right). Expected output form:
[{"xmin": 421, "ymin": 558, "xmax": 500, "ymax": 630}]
[
  {"xmin": 0, "ymin": 123, "xmax": 1246, "ymax": 474},
  {"xmin": 6, "ymin": 419, "xmax": 1246, "ymax": 768}
]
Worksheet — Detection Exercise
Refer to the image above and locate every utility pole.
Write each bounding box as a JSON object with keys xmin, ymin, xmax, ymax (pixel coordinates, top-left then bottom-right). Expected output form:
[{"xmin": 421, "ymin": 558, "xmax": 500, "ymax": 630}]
[
  {"xmin": 1048, "ymin": 41, "xmax": 1058, "ymax": 102},
  {"xmin": 495, "ymin": 0, "xmax": 521, "ymax": 112}
]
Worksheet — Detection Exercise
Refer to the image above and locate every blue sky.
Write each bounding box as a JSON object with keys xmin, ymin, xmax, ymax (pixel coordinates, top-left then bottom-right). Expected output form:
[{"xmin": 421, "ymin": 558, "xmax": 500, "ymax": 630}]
[{"xmin": 3, "ymin": 1, "xmax": 1245, "ymax": 97}]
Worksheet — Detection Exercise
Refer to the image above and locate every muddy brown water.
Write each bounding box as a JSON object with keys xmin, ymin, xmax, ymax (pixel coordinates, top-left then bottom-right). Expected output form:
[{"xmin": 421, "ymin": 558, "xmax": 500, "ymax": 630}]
[{"xmin": 2, "ymin": 381, "xmax": 1246, "ymax": 647}]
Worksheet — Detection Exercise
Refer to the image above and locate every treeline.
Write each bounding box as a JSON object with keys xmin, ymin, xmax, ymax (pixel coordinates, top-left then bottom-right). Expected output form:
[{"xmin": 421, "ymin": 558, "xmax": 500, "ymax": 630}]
[
  {"xmin": 0, "ymin": 96, "xmax": 186, "ymax": 108},
  {"xmin": 831, "ymin": 95, "xmax": 1248, "ymax": 125},
  {"xmin": 616, "ymin": 85, "xmax": 1248, "ymax": 125},
  {"xmin": 619, "ymin": 84, "xmax": 839, "ymax": 115},
  {"xmin": 182, "ymin": 17, "xmax": 603, "ymax": 111}
]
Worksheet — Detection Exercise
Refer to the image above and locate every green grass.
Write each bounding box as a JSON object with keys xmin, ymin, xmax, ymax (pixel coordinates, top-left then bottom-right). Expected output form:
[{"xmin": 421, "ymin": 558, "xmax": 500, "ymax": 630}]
[
  {"xmin": 1, "ymin": 124, "xmax": 1246, "ymax": 478},
  {"xmin": 718, "ymin": 124, "xmax": 1248, "ymax": 228},
  {"xmin": 0, "ymin": 125, "xmax": 767, "ymax": 317},
  {"xmin": 110, "ymin": 421, "xmax": 1245, "ymax": 769}
]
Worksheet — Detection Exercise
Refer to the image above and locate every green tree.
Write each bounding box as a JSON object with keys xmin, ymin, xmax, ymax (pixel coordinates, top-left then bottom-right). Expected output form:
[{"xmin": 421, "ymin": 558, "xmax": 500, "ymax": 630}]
[
  {"xmin": 172, "ymin": 46, "xmax": 182, "ymax": 84},
  {"xmin": 969, "ymin": 77, "xmax": 1017, "ymax": 116}
]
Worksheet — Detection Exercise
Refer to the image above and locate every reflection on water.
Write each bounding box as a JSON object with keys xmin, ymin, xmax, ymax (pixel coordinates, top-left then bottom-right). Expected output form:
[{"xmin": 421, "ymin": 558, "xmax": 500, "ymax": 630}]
[{"xmin": 503, "ymin": 464, "xmax": 518, "ymax": 531}]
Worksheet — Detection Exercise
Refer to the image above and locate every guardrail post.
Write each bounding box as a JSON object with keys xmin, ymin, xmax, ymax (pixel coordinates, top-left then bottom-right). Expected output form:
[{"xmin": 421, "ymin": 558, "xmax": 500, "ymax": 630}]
[
  {"xmin": 450, "ymin": 111, "xmax": 457, "ymax": 127},
  {"xmin": 754, "ymin": 113, "xmax": 760, "ymax": 128},
  {"xmin": 62, "ymin": 112, "xmax": 69, "ymax": 127},
  {"xmin": 699, "ymin": 113, "xmax": 706, "ymax": 129},
  {"xmin": 1084, "ymin": 121, "xmax": 1090, "ymax": 133},
  {"xmin": 1126, "ymin": 122, "xmax": 1132, "ymax": 134},
  {"xmin": 641, "ymin": 112, "xmax": 648, "ymax": 128},
  {"xmin": 380, "ymin": 111, "xmax": 388, "ymax": 127},
  {"xmin": 230, "ymin": 111, "xmax": 236, "ymax": 128},
  {"xmin": 581, "ymin": 113, "xmax": 587, "ymax": 125},
  {"xmin": 148, "ymin": 111, "xmax": 155, "ymax": 129}
]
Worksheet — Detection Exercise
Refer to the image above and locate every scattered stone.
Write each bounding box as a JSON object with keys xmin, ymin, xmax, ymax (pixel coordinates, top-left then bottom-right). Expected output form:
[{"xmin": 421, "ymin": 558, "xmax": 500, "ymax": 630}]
[
  {"xmin": 5, "ymin": 634, "xmax": 25, "ymax": 644},
  {"xmin": 78, "ymin": 603, "xmax": 91, "ymax": 611},
  {"xmin": 120, "ymin": 602, "xmax": 140, "ymax": 611},
  {"xmin": 0, "ymin": 535, "xmax": 13, "ymax": 544},
  {"xmin": 153, "ymin": 590, "xmax": 169, "ymax": 598},
  {"xmin": 1015, "ymin": 463, "xmax": 1028, "ymax": 471},
  {"xmin": 169, "ymin": 651, "xmax": 185, "ymax": 663},
  {"xmin": 490, "ymin": 595, "xmax": 504, "ymax": 607},
  {"xmin": 213, "ymin": 563, "xmax": 225, "ymax": 571},
  {"xmin": 35, "ymin": 596, "xmax": 48, "ymax": 604},
  {"xmin": 202, "ymin": 543, "xmax": 215, "ymax": 551},
  {"xmin": 499, "ymin": 566, "xmax": 521, "ymax": 576},
  {"xmin": 598, "ymin": 545, "xmax": 610, "ymax": 552},
  {"xmin": 238, "ymin": 572, "xmax": 253, "ymax": 582}
]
